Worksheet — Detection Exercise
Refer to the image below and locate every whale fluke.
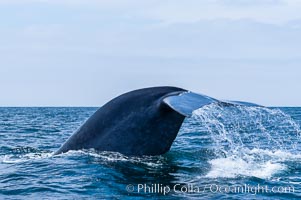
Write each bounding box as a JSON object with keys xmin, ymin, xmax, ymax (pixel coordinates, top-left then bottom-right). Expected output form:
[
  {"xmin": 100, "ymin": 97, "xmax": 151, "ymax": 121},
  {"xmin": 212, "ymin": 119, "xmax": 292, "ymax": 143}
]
[{"xmin": 163, "ymin": 92, "xmax": 217, "ymax": 117}]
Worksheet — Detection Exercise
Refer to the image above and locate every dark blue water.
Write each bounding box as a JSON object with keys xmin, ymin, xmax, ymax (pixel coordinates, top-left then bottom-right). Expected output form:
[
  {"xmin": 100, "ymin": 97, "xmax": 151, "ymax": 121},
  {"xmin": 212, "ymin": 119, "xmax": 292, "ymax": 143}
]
[{"xmin": 0, "ymin": 106, "xmax": 301, "ymax": 199}]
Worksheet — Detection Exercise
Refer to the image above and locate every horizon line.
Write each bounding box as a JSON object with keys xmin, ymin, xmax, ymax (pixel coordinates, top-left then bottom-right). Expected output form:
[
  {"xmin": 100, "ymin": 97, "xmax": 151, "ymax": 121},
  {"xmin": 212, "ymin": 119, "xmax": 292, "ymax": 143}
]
[{"xmin": 0, "ymin": 105, "xmax": 300, "ymax": 108}]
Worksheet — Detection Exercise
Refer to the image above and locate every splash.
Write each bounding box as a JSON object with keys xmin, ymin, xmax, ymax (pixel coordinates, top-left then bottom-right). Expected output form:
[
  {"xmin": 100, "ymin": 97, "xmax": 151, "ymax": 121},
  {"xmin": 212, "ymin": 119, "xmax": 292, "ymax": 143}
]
[
  {"xmin": 206, "ymin": 157, "xmax": 286, "ymax": 179},
  {"xmin": 191, "ymin": 104, "xmax": 301, "ymax": 179}
]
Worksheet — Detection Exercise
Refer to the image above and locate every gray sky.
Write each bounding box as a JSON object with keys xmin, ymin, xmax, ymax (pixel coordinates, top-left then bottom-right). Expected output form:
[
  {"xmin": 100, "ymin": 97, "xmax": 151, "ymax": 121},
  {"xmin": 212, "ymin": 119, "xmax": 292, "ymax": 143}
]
[{"xmin": 0, "ymin": 0, "xmax": 300, "ymax": 106}]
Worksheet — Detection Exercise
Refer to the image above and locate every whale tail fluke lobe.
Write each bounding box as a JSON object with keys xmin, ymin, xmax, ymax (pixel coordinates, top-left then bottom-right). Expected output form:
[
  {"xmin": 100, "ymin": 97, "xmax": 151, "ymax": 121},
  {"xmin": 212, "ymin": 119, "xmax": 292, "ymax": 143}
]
[{"xmin": 163, "ymin": 91, "xmax": 261, "ymax": 117}]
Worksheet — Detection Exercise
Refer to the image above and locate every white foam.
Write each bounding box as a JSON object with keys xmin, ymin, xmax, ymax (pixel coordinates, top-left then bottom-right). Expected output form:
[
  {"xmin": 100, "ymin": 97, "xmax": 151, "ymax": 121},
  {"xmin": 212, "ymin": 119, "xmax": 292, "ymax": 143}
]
[
  {"xmin": 55, "ymin": 149, "xmax": 164, "ymax": 167},
  {"xmin": 205, "ymin": 156, "xmax": 286, "ymax": 179},
  {"xmin": 1, "ymin": 152, "xmax": 53, "ymax": 164}
]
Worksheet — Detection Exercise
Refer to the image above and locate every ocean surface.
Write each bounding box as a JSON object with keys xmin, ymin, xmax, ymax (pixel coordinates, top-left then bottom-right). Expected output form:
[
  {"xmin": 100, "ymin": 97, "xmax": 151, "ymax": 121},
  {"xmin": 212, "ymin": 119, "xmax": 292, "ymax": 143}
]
[{"xmin": 0, "ymin": 106, "xmax": 301, "ymax": 199}]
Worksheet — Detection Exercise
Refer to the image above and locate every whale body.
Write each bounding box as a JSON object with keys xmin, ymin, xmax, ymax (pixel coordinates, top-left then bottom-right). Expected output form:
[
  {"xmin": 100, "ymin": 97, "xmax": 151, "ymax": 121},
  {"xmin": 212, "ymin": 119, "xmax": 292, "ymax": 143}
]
[{"xmin": 55, "ymin": 86, "xmax": 259, "ymax": 156}]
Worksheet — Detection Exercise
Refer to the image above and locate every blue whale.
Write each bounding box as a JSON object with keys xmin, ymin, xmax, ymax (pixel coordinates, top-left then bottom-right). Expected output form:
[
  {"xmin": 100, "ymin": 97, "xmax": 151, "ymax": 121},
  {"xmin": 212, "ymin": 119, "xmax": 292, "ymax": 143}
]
[{"xmin": 55, "ymin": 86, "xmax": 259, "ymax": 156}]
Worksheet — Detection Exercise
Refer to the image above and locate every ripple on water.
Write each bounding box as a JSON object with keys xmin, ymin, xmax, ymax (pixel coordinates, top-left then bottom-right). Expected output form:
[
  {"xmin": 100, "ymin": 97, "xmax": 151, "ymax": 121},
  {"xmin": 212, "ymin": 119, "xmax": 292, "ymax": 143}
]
[{"xmin": 0, "ymin": 107, "xmax": 301, "ymax": 199}]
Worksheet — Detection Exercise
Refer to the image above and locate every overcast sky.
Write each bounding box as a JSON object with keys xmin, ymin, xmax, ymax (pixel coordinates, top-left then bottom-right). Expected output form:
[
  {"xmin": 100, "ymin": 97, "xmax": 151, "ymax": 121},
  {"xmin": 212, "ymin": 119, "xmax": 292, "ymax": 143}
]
[{"xmin": 0, "ymin": 0, "xmax": 300, "ymax": 106}]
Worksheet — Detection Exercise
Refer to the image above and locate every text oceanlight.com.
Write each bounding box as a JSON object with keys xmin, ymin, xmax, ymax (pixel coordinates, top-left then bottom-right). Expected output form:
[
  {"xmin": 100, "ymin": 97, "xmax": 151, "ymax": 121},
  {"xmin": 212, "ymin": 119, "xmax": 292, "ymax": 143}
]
[{"xmin": 126, "ymin": 183, "xmax": 295, "ymax": 195}]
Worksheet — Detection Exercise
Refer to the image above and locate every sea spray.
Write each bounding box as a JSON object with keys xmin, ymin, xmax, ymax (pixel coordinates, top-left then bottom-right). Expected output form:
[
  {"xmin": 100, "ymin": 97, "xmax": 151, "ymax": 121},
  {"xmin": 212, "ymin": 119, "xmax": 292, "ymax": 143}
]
[{"xmin": 189, "ymin": 104, "xmax": 301, "ymax": 178}]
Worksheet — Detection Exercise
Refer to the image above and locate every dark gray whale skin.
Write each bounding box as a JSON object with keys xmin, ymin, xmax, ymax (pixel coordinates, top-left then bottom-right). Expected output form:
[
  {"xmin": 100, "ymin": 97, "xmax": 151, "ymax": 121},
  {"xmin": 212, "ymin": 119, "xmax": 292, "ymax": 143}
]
[{"xmin": 55, "ymin": 87, "xmax": 187, "ymax": 156}]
